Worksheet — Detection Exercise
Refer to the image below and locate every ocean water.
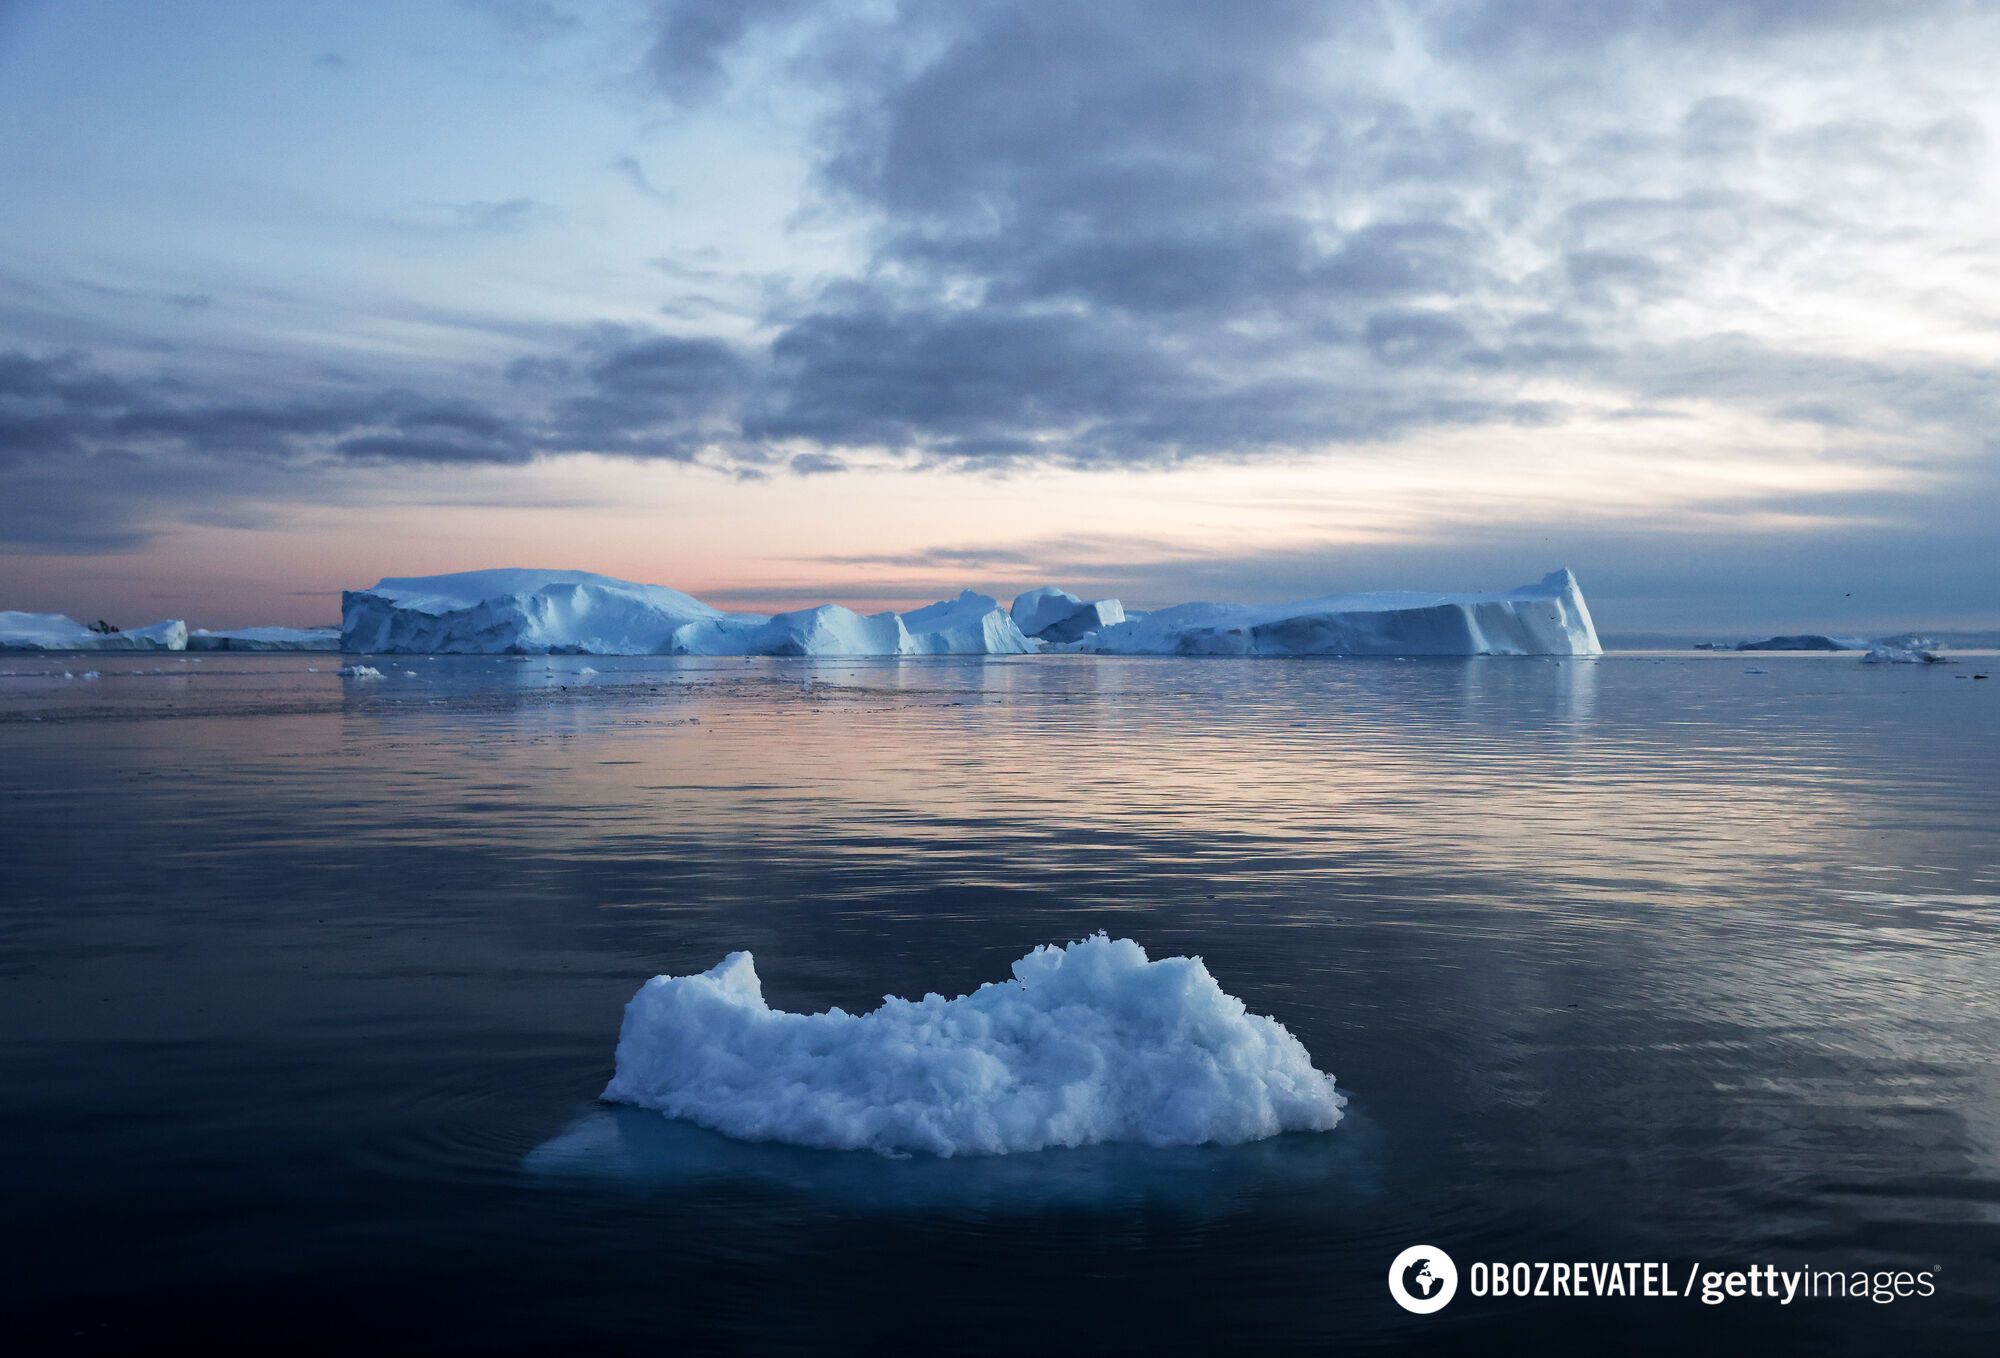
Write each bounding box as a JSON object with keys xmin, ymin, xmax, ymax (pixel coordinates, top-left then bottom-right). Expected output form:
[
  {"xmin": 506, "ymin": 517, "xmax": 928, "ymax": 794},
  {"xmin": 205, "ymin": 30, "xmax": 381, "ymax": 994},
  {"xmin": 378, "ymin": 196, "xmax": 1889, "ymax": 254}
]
[{"xmin": 1, "ymin": 651, "xmax": 1995, "ymax": 1354}]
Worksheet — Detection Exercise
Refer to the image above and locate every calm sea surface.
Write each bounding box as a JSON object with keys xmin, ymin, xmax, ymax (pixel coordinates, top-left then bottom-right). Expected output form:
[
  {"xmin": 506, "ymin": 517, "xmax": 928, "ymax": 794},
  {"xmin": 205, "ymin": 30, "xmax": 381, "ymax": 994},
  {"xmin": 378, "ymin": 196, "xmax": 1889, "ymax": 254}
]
[{"xmin": 1, "ymin": 651, "xmax": 1995, "ymax": 1354}]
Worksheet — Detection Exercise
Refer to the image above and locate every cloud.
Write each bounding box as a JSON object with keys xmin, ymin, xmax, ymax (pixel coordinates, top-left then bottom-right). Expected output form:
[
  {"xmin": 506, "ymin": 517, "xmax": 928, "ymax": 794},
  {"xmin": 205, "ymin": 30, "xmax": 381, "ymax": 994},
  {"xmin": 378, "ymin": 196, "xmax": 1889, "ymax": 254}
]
[
  {"xmin": 611, "ymin": 155, "xmax": 673, "ymax": 204},
  {"xmin": 643, "ymin": 0, "xmax": 811, "ymax": 104},
  {"xmin": 6, "ymin": 0, "xmax": 1999, "ymax": 630},
  {"xmin": 457, "ymin": 0, "xmax": 579, "ymax": 43},
  {"xmin": 453, "ymin": 197, "xmax": 559, "ymax": 233}
]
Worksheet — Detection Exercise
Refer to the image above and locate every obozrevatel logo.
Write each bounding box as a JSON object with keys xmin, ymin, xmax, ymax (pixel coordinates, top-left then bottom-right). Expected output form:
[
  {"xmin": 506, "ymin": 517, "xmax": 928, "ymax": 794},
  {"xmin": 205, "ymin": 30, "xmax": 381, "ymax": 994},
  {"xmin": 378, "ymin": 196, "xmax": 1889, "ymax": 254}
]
[{"xmin": 1389, "ymin": 1245, "xmax": 1459, "ymax": 1314}]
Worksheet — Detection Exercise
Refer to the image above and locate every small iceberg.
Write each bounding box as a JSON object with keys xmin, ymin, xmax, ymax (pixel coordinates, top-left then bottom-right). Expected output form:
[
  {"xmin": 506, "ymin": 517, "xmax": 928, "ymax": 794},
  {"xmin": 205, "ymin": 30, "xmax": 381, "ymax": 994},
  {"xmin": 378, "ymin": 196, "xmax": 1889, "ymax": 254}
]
[
  {"xmin": 336, "ymin": 663, "xmax": 385, "ymax": 680},
  {"xmin": 603, "ymin": 934, "xmax": 1344, "ymax": 1158},
  {"xmin": 1862, "ymin": 634, "xmax": 1947, "ymax": 665}
]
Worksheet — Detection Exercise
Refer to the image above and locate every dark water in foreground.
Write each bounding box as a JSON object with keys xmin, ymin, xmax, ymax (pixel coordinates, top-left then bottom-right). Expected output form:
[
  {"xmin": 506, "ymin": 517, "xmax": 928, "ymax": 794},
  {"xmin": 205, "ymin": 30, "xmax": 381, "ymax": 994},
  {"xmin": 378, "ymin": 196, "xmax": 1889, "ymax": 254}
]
[{"xmin": 1, "ymin": 651, "xmax": 1995, "ymax": 1354}]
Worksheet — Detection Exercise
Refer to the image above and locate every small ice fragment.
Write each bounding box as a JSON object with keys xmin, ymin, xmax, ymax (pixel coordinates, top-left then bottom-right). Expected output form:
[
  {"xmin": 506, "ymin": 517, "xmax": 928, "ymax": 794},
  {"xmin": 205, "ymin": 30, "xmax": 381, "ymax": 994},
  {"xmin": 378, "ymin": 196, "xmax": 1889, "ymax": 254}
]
[{"xmin": 603, "ymin": 933, "xmax": 1344, "ymax": 1157}]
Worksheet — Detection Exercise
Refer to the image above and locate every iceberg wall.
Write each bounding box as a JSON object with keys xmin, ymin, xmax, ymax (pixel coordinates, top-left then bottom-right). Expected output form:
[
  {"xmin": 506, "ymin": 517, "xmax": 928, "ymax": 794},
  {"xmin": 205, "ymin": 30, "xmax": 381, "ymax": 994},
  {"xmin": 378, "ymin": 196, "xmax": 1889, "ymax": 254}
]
[{"xmin": 602, "ymin": 933, "xmax": 1345, "ymax": 1157}]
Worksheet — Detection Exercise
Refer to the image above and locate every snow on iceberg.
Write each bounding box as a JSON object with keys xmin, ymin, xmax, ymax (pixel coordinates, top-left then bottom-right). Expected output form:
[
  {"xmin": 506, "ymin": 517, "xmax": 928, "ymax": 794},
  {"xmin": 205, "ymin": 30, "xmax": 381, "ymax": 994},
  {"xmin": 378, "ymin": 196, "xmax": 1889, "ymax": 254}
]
[
  {"xmin": 0, "ymin": 611, "xmax": 188, "ymax": 651},
  {"xmin": 1087, "ymin": 568, "xmax": 1601, "ymax": 657},
  {"xmin": 1010, "ymin": 587, "xmax": 1128, "ymax": 643},
  {"xmin": 340, "ymin": 570, "xmax": 1033, "ymax": 656},
  {"xmin": 187, "ymin": 625, "xmax": 341, "ymax": 651},
  {"xmin": 602, "ymin": 933, "xmax": 1344, "ymax": 1158}
]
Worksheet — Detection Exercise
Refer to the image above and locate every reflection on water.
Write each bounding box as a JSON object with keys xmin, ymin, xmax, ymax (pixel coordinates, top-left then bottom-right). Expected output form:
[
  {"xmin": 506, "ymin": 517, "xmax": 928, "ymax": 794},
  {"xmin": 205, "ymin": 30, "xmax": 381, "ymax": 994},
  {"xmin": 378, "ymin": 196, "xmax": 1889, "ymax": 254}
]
[
  {"xmin": 526, "ymin": 1106, "xmax": 1384, "ymax": 1217},
  {"xmin": 0, "ymin": 651, "xmax": 1996, "ymax": 1354}
]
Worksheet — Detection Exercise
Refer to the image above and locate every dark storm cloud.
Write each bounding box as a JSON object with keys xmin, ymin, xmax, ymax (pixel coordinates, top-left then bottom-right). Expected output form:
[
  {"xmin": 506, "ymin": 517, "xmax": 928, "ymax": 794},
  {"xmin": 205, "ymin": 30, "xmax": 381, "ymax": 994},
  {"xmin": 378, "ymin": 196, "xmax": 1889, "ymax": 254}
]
[
  {"xmin": 539, "ymin": 329, "xmax": 756, "ymax": 459},
  {"xmin": 577, "ymin": 0, "xmax": 1998, "ymax": 492},
  {"xmin": 0, "ymin": 349, "xmax": 558, "ymax": 546}
]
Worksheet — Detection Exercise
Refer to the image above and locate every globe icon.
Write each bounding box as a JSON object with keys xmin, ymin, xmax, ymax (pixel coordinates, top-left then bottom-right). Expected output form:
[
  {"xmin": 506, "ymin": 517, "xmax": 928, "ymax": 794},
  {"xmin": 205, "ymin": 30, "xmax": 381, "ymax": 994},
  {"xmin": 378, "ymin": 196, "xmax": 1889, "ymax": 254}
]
[{"xmin": 1402, "ymin": 1258, "xmax": 1443, "ymax": 1300}]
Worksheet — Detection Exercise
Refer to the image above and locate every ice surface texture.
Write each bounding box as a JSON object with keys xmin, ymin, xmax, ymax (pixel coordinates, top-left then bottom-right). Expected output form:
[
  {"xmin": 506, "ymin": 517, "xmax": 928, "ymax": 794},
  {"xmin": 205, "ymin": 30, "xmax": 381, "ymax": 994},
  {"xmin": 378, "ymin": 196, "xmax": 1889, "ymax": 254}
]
[
  {"xmin": 339, "ymin": 567, "xmax": 1603, "ymax": 656},
  {"xmin": 602, "ymin": 934, "xmax": 1345, "ymax": 1157}
]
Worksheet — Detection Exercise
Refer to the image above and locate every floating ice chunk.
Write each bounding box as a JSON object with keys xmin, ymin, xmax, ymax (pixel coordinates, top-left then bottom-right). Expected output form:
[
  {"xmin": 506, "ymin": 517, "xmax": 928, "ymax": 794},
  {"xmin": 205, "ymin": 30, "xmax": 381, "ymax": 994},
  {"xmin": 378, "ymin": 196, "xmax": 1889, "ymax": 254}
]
[
  {"xmin": 603, "ymin": 933, "xmax": 1345, "ymax": 1157},
  {"xmin": 1862, "ymin": 634, "xmax": 1946, "ymax": 665},
  {"xmin": 336, "ymin": 664, "xmax": 385, "ymax": 679}
]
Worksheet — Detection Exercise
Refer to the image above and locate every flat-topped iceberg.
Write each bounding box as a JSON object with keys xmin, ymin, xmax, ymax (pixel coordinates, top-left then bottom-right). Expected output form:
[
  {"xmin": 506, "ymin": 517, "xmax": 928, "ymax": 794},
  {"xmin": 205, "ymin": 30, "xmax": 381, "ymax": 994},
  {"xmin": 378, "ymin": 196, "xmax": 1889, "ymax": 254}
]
[
  {"xmin": 1087, "ymin": 568, "xmax": 1601, "ymax": 656},
  {"xmin": 0, "ymin": 611, "xmax": 188, "ymax": 651},
  {"xmin": 188, "ymin": 625, "xmax": 341, "ymax": 651},
  {"xmin": 602, "ymin": 933, "xmax": 1344, "ymax": 1157},
  {"xmin": 336, "ymin": 566, "xmax": 1600, "ymax": 657}
]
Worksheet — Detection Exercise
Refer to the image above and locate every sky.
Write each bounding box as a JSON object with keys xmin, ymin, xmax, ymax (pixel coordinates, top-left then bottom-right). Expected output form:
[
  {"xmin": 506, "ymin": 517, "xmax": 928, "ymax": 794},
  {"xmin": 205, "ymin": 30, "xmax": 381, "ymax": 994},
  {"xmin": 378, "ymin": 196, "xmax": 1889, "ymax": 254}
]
[{"xmin": 1, "ymin": 0, "xmax": 1997, "ymax": 637}]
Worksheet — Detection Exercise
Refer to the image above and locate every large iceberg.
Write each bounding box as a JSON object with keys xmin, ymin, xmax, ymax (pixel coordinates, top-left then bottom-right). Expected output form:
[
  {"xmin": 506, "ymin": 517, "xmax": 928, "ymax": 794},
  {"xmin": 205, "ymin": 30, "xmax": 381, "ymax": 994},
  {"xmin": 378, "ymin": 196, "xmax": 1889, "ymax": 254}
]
[
  {"xmin": 1086, "ymin": 568, "xmax": 1601, "ymax": 656},
  {"xmin": 602, "ymin": 934, "xmax": 1344, "ymax": 1157},
  {"xmin": 0, "ymin": 611, "xmax": 188, "ymax": 651},
  {"xmin": 337, "ymin": 566, "xmax": 1600, "ymax": 657},
  {"xmin": 341, "ymin": 569, "xmax": 735, "ymax": 654},
  {"xmin": 188, "ymin": 625, "xmax": 341, "ymax": 651},
  {"xmin": 340, "ymin": 570, "xmax": 1033, "ymax": 656}
]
